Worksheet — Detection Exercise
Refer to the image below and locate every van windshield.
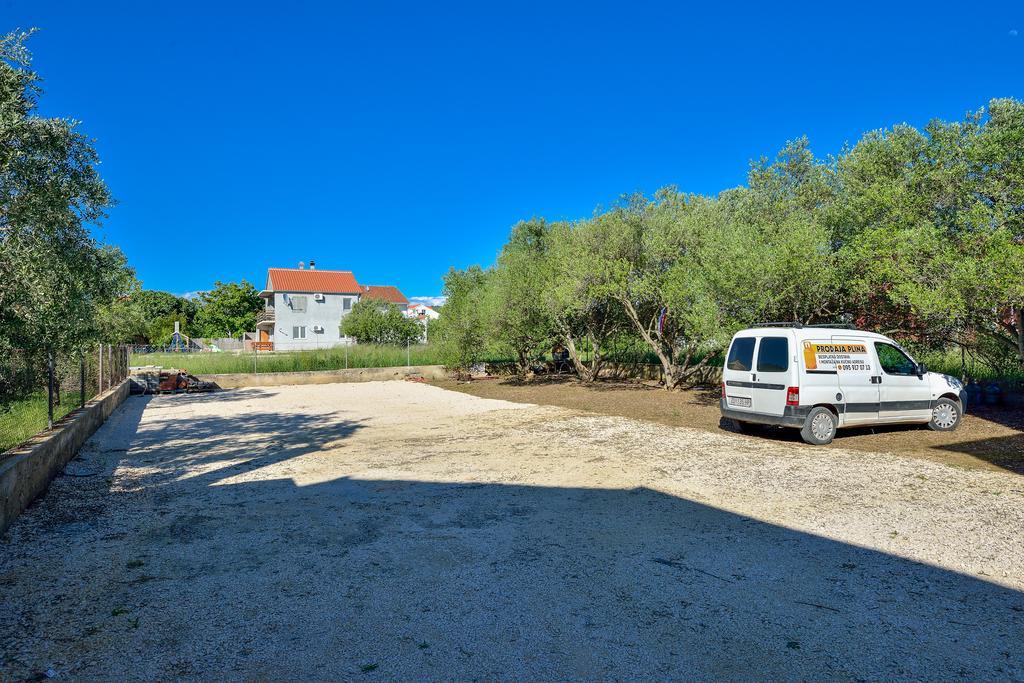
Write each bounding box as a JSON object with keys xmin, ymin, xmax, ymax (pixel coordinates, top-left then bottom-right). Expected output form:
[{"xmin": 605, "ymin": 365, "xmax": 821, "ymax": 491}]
[{"xmin": 726, "ymin": 337, "xmax": 756, "ymax": 372}]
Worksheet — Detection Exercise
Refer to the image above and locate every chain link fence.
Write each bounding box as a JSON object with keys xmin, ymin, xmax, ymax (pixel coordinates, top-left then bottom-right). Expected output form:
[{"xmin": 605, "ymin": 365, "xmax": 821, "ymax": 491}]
[{"xmin": 0, "ymin": 344, "xmax": 129, "ymax": 454}]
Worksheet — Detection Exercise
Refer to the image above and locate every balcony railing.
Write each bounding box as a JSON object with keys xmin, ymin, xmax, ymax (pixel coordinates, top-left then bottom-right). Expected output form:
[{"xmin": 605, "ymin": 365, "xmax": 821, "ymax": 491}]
[{"xmin": 256, "ymin": 309, "xmax": 275, "ymax": 324}]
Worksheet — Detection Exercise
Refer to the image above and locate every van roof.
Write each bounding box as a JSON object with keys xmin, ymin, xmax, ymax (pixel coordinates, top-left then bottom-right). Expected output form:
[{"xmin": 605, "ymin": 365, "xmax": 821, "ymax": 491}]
[{"xmin": 736, "ymin": 326, "xmax": 891, "ymax": 341}]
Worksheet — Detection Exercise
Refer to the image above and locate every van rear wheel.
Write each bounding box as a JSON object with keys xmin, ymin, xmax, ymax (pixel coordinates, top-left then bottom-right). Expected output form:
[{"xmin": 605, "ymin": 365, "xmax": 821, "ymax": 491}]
[
  {"xmin": 733, "ymin": 419, "xmax": 756, "ymax": 433},
  {"xmin": 800, "ymin": 407, "xmax": 836, "ymax": 445}
]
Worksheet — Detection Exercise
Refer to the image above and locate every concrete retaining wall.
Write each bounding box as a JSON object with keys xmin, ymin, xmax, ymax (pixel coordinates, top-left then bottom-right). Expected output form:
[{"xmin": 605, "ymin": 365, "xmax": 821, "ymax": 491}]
[
  {"xmin": 0, "ymin": 380, "xmax": 130, "ymax": 534},
  {"xmin": 200, "ymin": 364, "xmax": 449, "ymax": 389}
]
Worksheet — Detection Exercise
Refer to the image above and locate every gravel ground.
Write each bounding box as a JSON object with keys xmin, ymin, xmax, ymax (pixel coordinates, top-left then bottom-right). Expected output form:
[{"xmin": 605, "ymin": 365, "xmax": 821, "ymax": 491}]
[
  {"xmin": 432, "ymin": 377, "xmax": 1024, "ymax": 473},
  {"xmin": 1, "ymin": 381, "xmax": 1022, "ymax": 681}
]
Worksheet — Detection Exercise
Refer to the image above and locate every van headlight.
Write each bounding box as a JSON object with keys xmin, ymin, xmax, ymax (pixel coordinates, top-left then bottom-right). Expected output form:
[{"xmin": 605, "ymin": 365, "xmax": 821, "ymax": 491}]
[{"xmin": 942, "ymin": 374, "xmax": 963, "ymax": 390}]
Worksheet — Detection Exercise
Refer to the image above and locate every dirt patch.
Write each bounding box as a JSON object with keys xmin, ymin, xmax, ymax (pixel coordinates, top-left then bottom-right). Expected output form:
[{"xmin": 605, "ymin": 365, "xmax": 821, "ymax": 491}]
[{"xmin": 432, "ymin": 376, "xmax": 1024, "ymax": 474}]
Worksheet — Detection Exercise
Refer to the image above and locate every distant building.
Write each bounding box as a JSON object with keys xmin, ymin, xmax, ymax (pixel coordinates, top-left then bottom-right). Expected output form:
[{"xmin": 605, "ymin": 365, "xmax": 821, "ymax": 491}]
[
  {"xmin": 360, "ymin": 285, "xmax": 409, "ymax": 308},
  {"xmin": 253, "ymin": 262, "xmax": 408, "ymax": 351},
  {"xmin": 404, "ymin": 303, "xmax": 440, "ymax": 343},
  {"xmin": 405, "ymin": 303, "xmax": 440, "ymax": 321}
]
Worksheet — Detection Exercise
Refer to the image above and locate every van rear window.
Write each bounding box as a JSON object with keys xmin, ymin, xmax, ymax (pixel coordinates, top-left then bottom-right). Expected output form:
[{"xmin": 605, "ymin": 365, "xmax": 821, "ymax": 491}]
[
  {"xmin": 726, "ymin": 337, "xmax": 756, "ymax": 371},
  {"xmin": 757, "ymin": 337, "xmax": 789, "ymax": 373}
]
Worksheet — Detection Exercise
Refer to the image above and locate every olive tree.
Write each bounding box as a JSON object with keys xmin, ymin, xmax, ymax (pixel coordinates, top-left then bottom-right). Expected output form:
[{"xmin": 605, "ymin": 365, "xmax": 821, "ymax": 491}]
[
  {"xmin": 340, "ymin": 300, "xmax": 421, "ymax": 345},
  {"xmin": 0, "ymin": 30, "xmax": 132, "ymax": 358},
  {"xmin": 487, "ymin": 219, "xmax": 554, "ymax": 374},
  {"xmin": 432, "ymin": 266, "xmax": 492, "ymax": 371}
]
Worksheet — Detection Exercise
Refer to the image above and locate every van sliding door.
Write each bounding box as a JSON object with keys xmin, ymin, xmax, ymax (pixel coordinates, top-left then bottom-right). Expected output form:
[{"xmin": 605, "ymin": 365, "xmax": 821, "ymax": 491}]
[{"xmin": 828, "ymin": 336, "xmax": 879, "ymax": 424}]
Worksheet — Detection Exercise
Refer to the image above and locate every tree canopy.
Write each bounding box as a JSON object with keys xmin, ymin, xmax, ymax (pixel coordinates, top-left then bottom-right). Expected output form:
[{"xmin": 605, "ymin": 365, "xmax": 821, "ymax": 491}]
[
  {"xmin": 191, "ymin": 280, "xmax": 262, "ymax": 339},
  {"xmin": 0, "ymin": 29, "xmax": 136, "ymax": 356},
  {"xmin": 340, "ymin": 299, "xmax": 421, "ymax": 346},
  {"xmin": 435, "ymin": 99, "xmax": 1024, "ymax": 386}
]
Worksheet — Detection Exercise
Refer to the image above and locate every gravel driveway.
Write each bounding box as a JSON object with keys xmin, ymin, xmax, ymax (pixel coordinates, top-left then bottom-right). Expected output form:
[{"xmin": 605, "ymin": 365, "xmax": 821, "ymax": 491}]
[{"xmin": 2, "ymin": 381, "xmax": 1022, "ymax": 681}]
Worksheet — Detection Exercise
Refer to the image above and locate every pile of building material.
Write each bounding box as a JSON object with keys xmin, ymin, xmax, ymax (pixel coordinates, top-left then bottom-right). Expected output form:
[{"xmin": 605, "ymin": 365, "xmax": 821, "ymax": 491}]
[{"xmin": 129, "ymin": 367, "xmax": 217, "ymax": 395}]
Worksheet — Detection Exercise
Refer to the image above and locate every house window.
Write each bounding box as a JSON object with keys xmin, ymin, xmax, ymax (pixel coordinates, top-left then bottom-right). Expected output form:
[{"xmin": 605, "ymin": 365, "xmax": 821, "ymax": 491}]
[
  {"xmin": 293, "ymin": 326, "xmax": 306, "ymax": 339},
  {"xmin": 343, "ymin": 297, "xmax": 352, "ymax": 311}
]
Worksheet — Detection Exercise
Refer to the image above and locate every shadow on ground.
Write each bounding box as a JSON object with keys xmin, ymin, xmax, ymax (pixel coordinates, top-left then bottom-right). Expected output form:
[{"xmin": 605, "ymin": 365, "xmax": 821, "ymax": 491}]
[{"xmin": 2, "ymin": 389, "xmax": 1020, "ymax": 680}]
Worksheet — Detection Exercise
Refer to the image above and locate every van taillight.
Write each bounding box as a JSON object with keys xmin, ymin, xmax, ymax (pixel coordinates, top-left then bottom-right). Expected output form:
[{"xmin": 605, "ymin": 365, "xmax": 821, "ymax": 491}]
[
  {"xmin": 786, "ymin": 387, "xmax": 799, "ymax": 406},
  {"xmin": 721, "ymin": 382, "xmax": 726, "ymax": 398}
]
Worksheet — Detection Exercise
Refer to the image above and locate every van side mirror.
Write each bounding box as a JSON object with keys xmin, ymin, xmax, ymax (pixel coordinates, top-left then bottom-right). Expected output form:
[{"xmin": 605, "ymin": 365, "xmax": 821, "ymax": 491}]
[{"xmin": 916, "ymin": 363, "xmax": 927, "ymax": 378}]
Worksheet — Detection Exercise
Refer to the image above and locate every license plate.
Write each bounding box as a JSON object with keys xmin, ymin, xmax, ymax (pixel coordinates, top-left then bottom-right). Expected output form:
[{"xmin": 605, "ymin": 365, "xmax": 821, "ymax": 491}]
[{"xmin": 727, "ymin": 396, "xmax": 751, "ymax": 408}]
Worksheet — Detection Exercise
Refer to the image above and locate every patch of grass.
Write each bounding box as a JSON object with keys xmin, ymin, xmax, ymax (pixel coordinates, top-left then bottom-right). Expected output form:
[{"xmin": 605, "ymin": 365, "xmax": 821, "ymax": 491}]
[
  {"xmin": 0, "ymin": 392, "xmax": 79, "ymax": 453},
  {"xmin": 131, "ymin": 344, "xmax": 445, "ymax": 375},
  {"xmin": 918, "ymin": 348, "xmax": 1024, "ymax": 382}
]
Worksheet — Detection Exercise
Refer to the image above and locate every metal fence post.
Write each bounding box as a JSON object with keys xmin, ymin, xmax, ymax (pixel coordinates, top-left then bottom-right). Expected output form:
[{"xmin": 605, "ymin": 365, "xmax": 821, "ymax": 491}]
[
  {"xmin": 47, "ymin": 351, "xmax": 55, "ymax": 430},
  {"xmin": 80, "ymin": 356, "xmax": 86, "ymax": 408},
  {"xmin": 98, "ymin": 343, "xmax": 103, "ymax": 394},
  {"xmin": 107, "ymin": 345, "xmax": 112, "ymax": 388}
]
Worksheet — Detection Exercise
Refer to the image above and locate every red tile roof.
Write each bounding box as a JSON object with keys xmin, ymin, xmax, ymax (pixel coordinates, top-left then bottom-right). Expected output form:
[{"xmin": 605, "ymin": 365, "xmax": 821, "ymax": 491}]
[
  {"xmin": 361, "ymin": 285, "xmax": 409, "ymax": 305},
  {"xmin": 266, "ymin": 268, "xmax": 361, "ymax": 294}
]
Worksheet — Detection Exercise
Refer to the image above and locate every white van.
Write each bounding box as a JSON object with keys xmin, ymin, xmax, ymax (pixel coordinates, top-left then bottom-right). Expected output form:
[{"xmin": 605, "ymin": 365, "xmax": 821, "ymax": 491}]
[{"xmin": 719, "ymin": 324, "xmax": 966, "ymax": 445}]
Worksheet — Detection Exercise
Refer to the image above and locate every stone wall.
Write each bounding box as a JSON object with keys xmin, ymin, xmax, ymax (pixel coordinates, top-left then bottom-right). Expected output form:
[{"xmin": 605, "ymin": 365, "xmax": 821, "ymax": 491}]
[
  {"xmin": 199, "ymin": 364, "xmax": 448, "ymax": 389},
  {"xmin": 0, "ymin": 380, "xmax": 130, "ymax": 533}
]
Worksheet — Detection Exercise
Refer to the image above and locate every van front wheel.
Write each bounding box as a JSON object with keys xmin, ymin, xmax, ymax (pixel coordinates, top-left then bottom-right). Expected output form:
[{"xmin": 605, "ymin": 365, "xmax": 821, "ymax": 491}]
[
  {"xmin": 928, "ymin": 398, "xmax": 961, "ymax": 431},
  {"xmin": 800, "ymin": 407, "xmax": 836, "ymax": 445}
]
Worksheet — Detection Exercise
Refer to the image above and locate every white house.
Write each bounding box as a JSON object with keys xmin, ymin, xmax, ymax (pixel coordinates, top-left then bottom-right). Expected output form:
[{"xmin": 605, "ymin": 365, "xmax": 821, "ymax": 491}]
[
  {"xmin": 254, "ymin": 263, "xmax": 409, "ymax": 351},
  {"xmin": 405, "ymin": 303, "xmax": 440, "ymax": 321},
  {"xmin": 404, "ymin": 303, "xmax": 440, "ymax": 343}
]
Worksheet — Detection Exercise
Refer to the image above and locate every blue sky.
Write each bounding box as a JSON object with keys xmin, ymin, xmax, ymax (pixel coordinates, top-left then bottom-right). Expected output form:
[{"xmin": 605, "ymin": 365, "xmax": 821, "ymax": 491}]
[{"xmin": 5, "ymin": 1, "xmax": 1022, "ymax": 300}]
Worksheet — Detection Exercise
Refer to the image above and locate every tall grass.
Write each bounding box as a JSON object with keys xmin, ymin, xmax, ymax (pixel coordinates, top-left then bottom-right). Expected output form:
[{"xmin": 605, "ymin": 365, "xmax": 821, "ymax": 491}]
[
  {"xmin": 919, "ymin": 348, "xmax": 1024, "ymax": 382},
  {"xmin": 130, "ymin": 344, "xmax": 445, "ymax": 375},
  {"xmin": 1, "ymin": 392, "xmax": 79, "ymax": 453}
]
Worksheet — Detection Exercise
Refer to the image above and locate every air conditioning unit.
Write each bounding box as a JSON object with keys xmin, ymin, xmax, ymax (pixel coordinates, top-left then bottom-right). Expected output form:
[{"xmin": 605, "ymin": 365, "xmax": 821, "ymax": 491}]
[
  {"xmin": 312, "ymin": 325, "xmax": 324, "ymax": 333},
  {"xmin": 313, "ymin": 293, "xmax": 325, "ymax": 302}
]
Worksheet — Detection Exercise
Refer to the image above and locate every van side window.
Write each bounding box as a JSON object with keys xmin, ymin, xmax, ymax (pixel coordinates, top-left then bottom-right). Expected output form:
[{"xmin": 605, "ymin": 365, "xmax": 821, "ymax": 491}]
[
  {"xmin": 756, "ymin": 337, "xmax": 789, "ymax": 373},
  {"xmin": 875, "ymin": 342, "xmax": 915, "ymax": 375},
  {"xmin": 726, "ymin": 337, "xmax": 756, "ymax": 371}
]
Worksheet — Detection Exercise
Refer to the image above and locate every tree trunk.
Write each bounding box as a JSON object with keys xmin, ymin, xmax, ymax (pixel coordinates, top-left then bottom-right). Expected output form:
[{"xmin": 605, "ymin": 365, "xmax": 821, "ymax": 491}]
[
  {"xmin": 562, "ymin": 333, "xmax": 592, "ymax": 382},
  {"xmin": 585, "ymin": 331, "xmax": 605, "ymax": 382},
  {"xmin": 619, "ymin": 297, "xmax": 679, "ymax": 389},
  {"xmin": 516, "ymin": 348, "xmax": 530, "ymax": 376},
  {"xmin": 1017, "ymin": 307, "xmax": 1024, "ymax": 364}
]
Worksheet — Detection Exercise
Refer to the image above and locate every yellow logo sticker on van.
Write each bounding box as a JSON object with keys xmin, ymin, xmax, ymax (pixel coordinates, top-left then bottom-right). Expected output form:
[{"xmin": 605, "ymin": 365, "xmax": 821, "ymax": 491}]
[{"xmin": 802, "ymin": 342, "xmax": 870, "ymax": 372}]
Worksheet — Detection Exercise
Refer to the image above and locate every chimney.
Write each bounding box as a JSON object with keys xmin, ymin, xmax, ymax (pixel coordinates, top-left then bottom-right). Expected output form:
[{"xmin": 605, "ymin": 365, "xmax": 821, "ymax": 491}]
[
  {"xmin": 298, "ymin": 261, "xmax": 305, "ymax": 270},
  {"xmin": 309, "ymin": 260, "xmax": 316, "ymax": 270}
]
